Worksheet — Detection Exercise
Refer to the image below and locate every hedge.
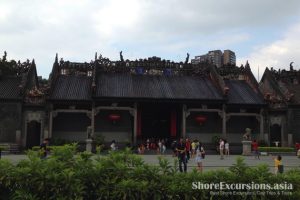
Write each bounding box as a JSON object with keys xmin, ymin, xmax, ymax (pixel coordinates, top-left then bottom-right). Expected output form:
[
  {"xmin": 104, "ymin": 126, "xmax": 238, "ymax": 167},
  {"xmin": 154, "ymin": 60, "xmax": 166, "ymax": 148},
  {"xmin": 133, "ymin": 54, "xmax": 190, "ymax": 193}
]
[
  {"xmin": 0, "ymin": 144, "xmax": 300, "ymax": 199},
  {"xmin": 258, "ymin": 147, "xmax": 295, "ymax": 153}
]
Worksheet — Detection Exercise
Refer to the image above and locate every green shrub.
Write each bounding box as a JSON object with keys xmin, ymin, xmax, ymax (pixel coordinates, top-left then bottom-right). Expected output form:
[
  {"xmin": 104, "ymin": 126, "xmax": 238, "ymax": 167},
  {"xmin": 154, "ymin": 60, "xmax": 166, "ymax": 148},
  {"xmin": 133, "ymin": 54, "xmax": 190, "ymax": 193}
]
[
  {"xmin": 0, "ymin": 146, "xmax": 7, "ymax": 151},
  {"xmin": 0, "ymin": 145, "xmax": 300, "ymax": 199},
  {"xmin": 94, "ymin": 134, "xmax": 105, "ymax": 146},
  {"xmin": 258, "ymin": 147, "xmax": 295, "ymax": 152}
]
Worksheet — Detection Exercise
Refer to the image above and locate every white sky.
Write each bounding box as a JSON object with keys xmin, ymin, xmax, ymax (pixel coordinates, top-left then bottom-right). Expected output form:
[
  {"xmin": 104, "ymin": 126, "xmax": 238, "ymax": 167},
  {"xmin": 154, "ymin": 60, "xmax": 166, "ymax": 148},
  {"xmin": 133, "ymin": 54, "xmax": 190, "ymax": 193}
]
[{"xmin": 1, "ymin": 0, "xmax": 300, "ymax": 80}]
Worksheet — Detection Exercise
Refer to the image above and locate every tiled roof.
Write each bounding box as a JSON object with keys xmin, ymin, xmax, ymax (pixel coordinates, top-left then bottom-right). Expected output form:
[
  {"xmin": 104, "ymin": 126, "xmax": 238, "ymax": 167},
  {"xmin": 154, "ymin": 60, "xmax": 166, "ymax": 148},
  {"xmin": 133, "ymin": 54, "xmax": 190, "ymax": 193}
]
[
  {"xmin": 95, "ymin": 73, "xmax": 223, "ymax": 101},
  {"xmin": 0, "ymin": 77, "xmax": 22, "ymax": 100},
  {"xmin": 225, "ymin": 80, "xmax": 265, "ymax": 105},
  {"xmin": 50, "ymin": 75, "xmax": 92, "ymax": 101}
]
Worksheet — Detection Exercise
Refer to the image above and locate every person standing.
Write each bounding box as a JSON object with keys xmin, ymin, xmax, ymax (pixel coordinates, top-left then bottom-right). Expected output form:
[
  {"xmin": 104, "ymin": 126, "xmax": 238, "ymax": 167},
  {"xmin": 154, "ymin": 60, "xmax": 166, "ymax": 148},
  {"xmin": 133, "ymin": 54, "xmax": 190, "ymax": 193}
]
[
  {"xmin": 176, "ymin": 138, "xmax": 187, "ymax": 172},
  {"xmin": 185, "ymin": 138, "xmax": 191, "ymax": 161},
  {"xmin": 219, "ymin": 139, "xmax": 224, "ymax": 159},
  {"xmin": 40, "ymin": 138, "xmax": 49, "ymax": 159},
  {"xmin": 191, "ymin": 140, "xmax": 196, "ymax": 158},
  {"xmin": 224, "ymin": 140, "xmax": 230, "ymax": 156},
  {"xmin": 195, "ymin": 143, "xmax": 205, "ymax": 172},
  {"xmin": 251, "ymin": 140, "xmax": 260, "ymax": 159},
  {"xmin": 157, "ymin": 139, "xmax": 162, "ymax": 154},
  {"xmin": 274, "ymin": 155, "xmax": 283, "ymax": 174},
  {"xmin": 162, "ymin": 141, "xmax": 166, "ymax": 154},
  {"xmin": 110, "ymin": 140, "xmax": 117, "ymax": 151},
  {"xmin": 171, "ymin": 140, "xmax": 177, "ymax": 157}
]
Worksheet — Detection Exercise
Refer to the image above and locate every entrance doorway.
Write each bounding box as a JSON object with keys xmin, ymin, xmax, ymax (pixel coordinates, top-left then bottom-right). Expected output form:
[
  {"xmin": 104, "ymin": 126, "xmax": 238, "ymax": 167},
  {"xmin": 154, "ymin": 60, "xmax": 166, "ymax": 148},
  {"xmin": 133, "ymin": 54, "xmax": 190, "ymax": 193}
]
[
  {"xmin": 26, "ymin": 121, "xmax": 41, "ymax": 148},
  {"xmin": 140, "ymin": 103, "xmax": 178, "ymax": 139},
  {"xmin": 270, "ymin": 124, "xmax": 281, "ymax": 147}
]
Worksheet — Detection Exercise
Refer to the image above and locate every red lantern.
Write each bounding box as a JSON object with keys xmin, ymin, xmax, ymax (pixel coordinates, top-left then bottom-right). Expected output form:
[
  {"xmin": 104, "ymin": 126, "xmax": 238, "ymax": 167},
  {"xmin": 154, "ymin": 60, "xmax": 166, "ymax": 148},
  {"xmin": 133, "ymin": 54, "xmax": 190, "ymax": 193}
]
[
  {"xmin": 108, "ymin": 114, "xmax": 121, "ymax": 122},
  {"xmin": 195, "ymin": 115, "xmax": 207, "ymax": 125}
]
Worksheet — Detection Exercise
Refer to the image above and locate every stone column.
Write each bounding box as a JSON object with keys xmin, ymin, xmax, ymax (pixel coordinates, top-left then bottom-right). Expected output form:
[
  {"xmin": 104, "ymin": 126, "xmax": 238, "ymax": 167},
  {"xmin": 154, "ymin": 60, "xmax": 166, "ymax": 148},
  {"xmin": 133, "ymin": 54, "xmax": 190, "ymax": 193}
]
[
  {"xmin": 281, "ymin": 117, "xmax": 287, "ymax": 147},
  {"xmin": 15, "ymin": 130, "xmax": 21, "ymax": 146},
  {"xmin": 86, "ymin": 138, "xmax": 93, "ymax": 152},
  {"xmin": 288, "ymin": 134, "xmax": 293, "ymax": 147},
  {"xmin": 259, "ymin": 109, "xmax": 264, "ymax": 141},
  {"xmin": 222, "ymin": 105, "xmax": 226, "ymax": 138},
  {"xmin": 91, "ymin": 103, "xmax": 95, "ymax": 137},
  {"xmin": 49, "ymin": 111, "xmax": 53, "ymax": 139},
  {"xmin": 49, "ymin": 104, "xmax": 54, "ymax": 139},
  {"xmin": 133, "ymin": 103, "xmax": 138, "ymax": 145},
  {"xmin": 182, "ymin": 105, "xmax": 186, "ymax": 139}
]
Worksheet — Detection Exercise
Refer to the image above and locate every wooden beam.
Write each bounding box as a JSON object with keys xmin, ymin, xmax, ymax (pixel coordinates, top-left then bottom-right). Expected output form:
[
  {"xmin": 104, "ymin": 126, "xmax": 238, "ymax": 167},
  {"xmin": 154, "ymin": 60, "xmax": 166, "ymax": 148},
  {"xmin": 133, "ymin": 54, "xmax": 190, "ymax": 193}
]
[
  {"xmin": 227, "ymin": 113, "xmax": 260, "ymax": 117},
  {"xmin": 53, "ymin": 109, "xmax": 91, "ymax": 114},
  {"xmin": 96, "ymin": 106, "xmax": 134, "ymax": 111},
  {"xmin": 187, "ymin": 108, "xmax": 222, "ymax": 113}
]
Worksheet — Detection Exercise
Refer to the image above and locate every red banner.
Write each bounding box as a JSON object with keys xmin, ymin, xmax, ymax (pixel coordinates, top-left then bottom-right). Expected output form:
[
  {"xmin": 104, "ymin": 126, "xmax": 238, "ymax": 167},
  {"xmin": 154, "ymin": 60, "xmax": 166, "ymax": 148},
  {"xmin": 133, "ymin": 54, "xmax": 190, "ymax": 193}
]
[{"xmin": 170, "ymin": 110, "xmax": 177, "ymax": 137}]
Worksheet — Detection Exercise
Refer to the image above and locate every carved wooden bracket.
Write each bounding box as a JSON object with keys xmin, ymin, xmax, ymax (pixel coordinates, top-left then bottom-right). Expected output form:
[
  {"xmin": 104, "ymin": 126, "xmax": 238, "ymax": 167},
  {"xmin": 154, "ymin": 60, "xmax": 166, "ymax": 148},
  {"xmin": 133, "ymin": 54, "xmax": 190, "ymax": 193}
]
[
  {"xmin": 256, "ymin": 115, "xmax": 261, "ymax": 122},
  {"xmin": 226, "ymin": 115, "xmax": 231, "ymax": 121},
  {"xmin": 52, "ymin": 111, "xmax": 58, "ymax": 118},
  {"xmin": 129, "ymin": 110, "xmax": 135, "ymax": 116},
  {"xmin": 86, "ymin": 112, "xmax": 92, "ymax": 119},
  {"xmin": 218, "ymin": 111, "xmax": 223, "ymax": 118},
  {"xmin": 185, "ymin": 111, "xmax": 190, "ymax": 118}
]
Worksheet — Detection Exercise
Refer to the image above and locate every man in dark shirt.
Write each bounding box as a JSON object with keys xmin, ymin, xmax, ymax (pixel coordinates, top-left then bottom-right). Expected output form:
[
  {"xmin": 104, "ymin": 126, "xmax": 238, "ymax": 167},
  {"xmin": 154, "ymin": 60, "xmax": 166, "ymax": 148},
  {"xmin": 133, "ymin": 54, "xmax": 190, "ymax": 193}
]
[{"xmin": 176, "ymin": 138, "xmax": 187, "ymax": 172}]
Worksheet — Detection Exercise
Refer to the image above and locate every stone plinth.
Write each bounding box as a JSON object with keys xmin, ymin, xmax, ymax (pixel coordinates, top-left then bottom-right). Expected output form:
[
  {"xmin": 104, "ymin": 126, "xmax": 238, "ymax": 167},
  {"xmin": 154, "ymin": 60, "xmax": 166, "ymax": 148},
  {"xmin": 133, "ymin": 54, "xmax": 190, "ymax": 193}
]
[
  {"xmin": 15, "ymin": 130, "xmax": 21, "ymax": 145},
  {"xmin": 242, "ymin": 140, "xmax": 252, "ymax": 156},
  {"xmin": 86, "ymin": 139, "xmax": 93, "ymax": 152}
]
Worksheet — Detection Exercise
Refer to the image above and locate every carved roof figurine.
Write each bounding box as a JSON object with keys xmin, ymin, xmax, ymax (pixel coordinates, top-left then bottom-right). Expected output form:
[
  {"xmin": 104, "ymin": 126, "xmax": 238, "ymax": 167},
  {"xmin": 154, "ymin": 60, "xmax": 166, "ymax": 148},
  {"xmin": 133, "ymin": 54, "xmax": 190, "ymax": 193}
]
[
  {"xmin": 290, "ymin": 62, "xmax": 294, "ymax": 71},
  {"xmin": 98, "ymin": 53, "xmax": 103, "ymax": 60},
  {"xmin": 120, "ymin": 51, "xmax": 124, "ymax": 62},
  {"xmin": 2, "ymin": 51, "xmax": 7, "ymax": 62},
  {"xmin": 60, "ymin": 58, "xmax": 64, "ymax": 66},
  {"xmin": 244, "ymin": 60, "xmax": 251, "ymax": 71},
  {"xmin": 185, "ymin": 53, "xmax": 190, "ymax": 64}
]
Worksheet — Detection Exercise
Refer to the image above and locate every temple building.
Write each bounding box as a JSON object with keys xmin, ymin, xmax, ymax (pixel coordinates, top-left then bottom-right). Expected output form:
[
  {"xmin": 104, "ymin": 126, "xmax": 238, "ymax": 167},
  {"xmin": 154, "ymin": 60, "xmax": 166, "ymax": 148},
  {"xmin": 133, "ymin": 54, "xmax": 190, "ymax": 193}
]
[
  {"xmin": 0, "ymin": 52, "xmax": 42, "ymax": 149},
  {"xmin": 0, "ymin": 51, "xmax": 296, "ymax": 150},
  {"xmin": 259, "ymin": 64, "xmax": 300, "ymax": 147}
]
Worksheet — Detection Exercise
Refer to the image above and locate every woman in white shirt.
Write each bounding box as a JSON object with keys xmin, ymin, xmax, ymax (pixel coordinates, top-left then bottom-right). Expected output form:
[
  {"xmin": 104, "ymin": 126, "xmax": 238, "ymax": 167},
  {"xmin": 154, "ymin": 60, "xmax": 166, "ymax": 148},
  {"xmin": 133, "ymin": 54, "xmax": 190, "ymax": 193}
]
[
  {"xmin": 224, "ymin": 140, "xmax": 229, "ymax": 156},
  {"xmin": 195, "ymin": 143, "xmax": 205, "ymax": 172}
]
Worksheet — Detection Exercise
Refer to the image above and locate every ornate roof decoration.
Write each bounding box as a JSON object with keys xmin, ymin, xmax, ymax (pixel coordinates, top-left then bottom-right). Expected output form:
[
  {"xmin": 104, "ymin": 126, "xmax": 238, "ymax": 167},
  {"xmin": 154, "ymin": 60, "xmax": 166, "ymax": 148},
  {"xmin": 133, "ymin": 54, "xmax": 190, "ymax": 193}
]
[
  {"xmin": 260, "ymin": 63, "xmax": 300, "ymax": 106},
  {"xmin": 0, "ymin": 51, "xmax": 32, "ymax": 77},
  {"xmin": 95, "ymin": 55, "xmax": 211, "ymax": 77},
  {"xmin": 267, "ymin": 65, "xmax": 300, "ymax": 84},
  {"xmin": 27, "ymin": 86, "xmax": 44, "ymax": 97},
  {"xmin": 59, "ymin": 60, "xmax": 94, "ymax": 75}
]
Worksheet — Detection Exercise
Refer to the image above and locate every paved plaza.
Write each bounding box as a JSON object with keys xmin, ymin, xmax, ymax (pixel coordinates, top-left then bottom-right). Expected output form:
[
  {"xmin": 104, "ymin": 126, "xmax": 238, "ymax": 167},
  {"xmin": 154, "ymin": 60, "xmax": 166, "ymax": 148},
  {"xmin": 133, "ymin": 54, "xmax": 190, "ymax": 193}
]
[
  {"xmin": 1, "ymin": 153, "xmax": 299, "ymax": 173},
  {"xmin": 138, "ymin": 154, "xmax": 300, "ymax": 172}
]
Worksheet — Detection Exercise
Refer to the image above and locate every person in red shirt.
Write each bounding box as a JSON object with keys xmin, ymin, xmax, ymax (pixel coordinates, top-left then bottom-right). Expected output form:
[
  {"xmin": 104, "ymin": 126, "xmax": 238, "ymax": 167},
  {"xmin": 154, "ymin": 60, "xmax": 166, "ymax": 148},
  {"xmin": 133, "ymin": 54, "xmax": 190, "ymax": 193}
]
[{"xmin": 252, "ymin": 139, "xmax": 260, "ymax": 159}]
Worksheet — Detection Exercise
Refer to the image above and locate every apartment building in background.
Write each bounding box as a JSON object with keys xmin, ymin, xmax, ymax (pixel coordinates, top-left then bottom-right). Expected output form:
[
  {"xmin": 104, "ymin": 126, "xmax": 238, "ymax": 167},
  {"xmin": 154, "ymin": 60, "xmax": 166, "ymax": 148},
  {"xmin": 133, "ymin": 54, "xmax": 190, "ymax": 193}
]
[
  {"xmin": 192, "ymin": 49, "xmax": 236, "ymax": 67},
  {"xmin": 223, "ymin": 50, "xmax": 236, "ymax": 66}
]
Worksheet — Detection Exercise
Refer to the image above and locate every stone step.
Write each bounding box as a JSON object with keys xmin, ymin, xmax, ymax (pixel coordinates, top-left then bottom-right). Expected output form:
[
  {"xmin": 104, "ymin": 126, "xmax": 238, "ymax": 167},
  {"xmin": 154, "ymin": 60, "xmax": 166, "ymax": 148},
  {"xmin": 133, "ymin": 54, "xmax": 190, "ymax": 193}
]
[{"xmin": 0, "ymin": 143, "xmax": 20, "ymax": 154}]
